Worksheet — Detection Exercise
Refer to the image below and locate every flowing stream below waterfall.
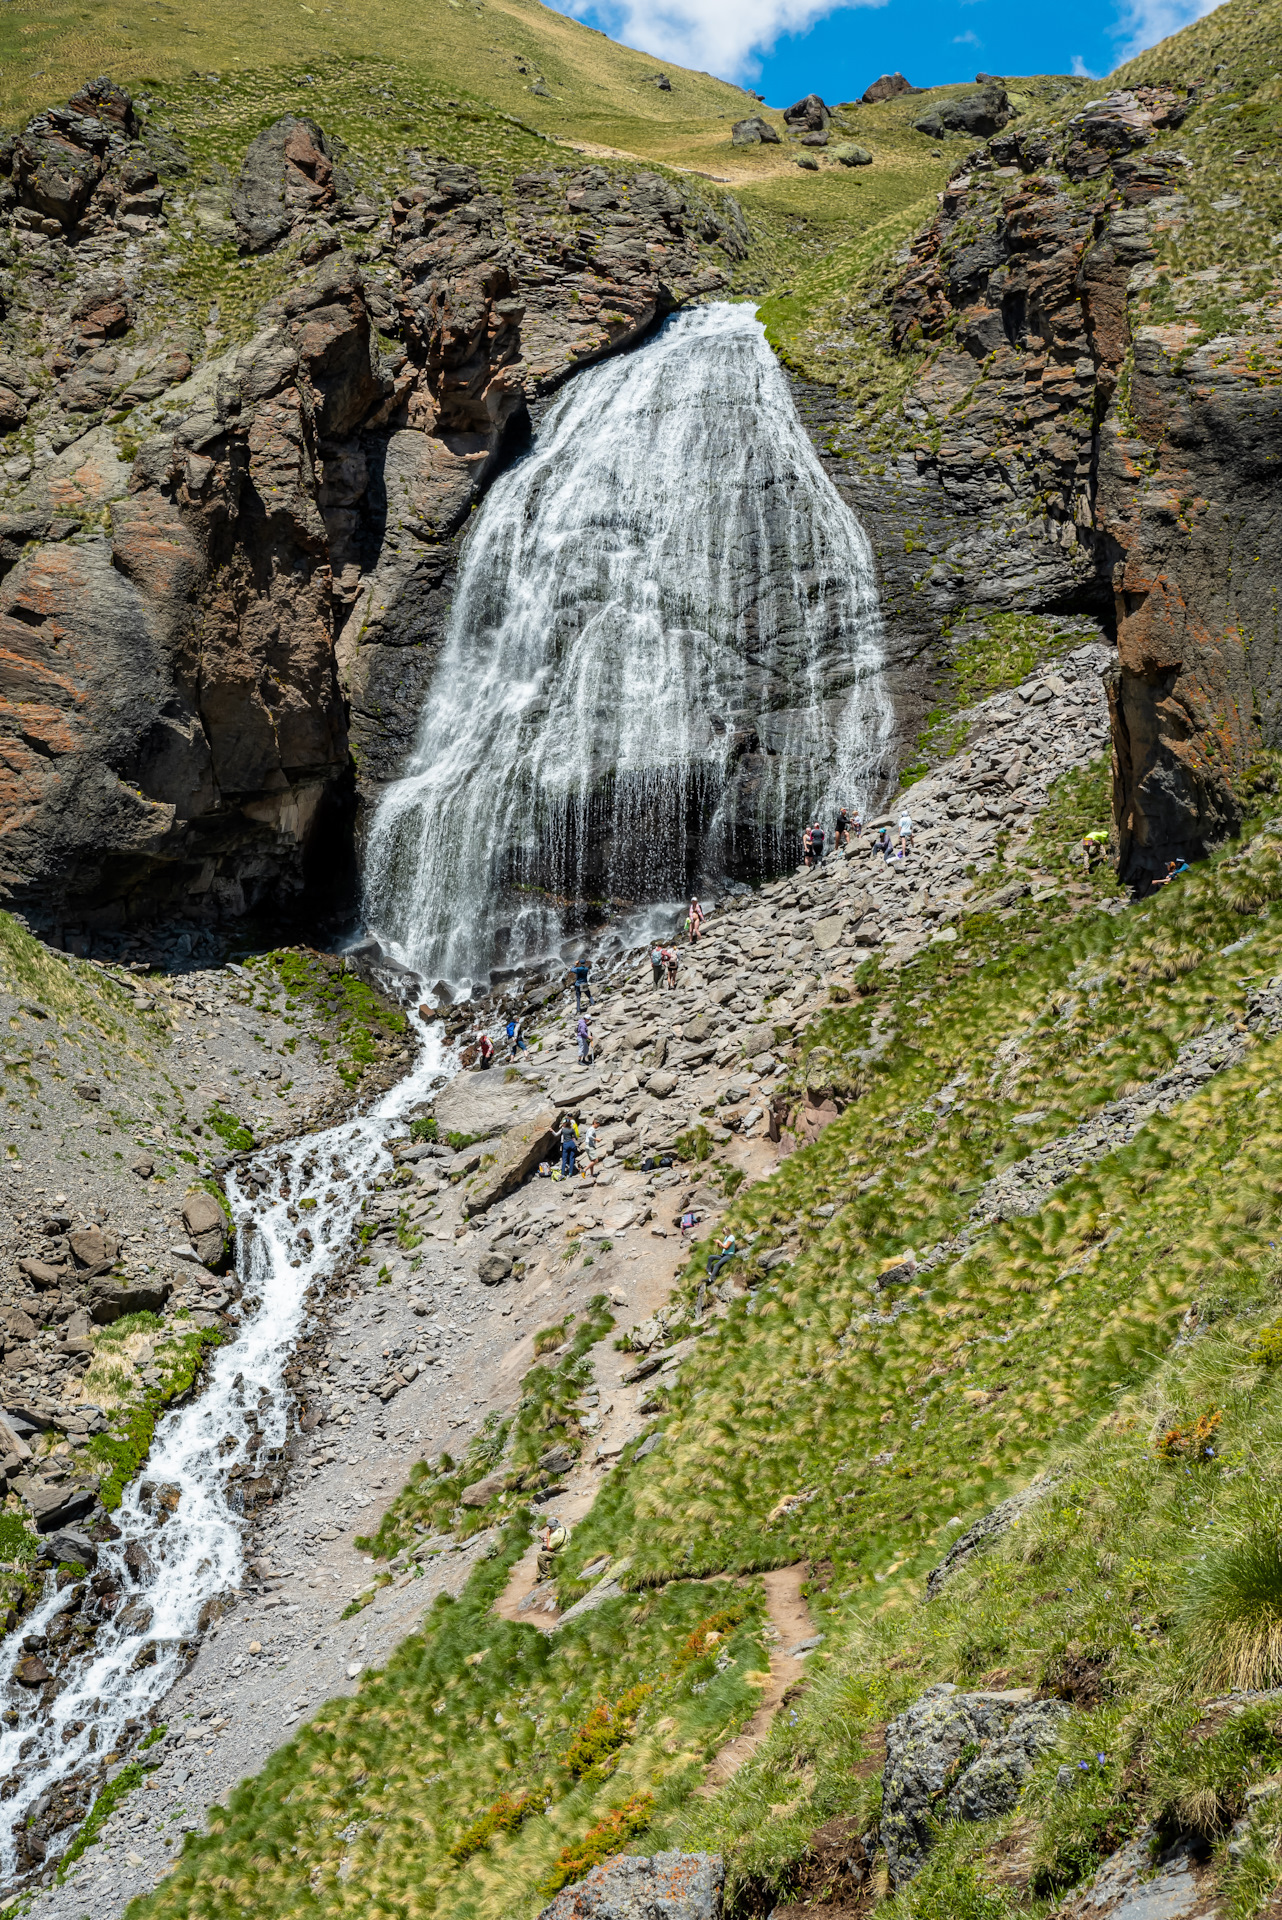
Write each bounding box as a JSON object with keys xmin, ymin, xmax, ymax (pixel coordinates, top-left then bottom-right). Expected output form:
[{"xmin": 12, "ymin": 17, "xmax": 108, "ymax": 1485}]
[
  {"xmin": 364, "ymin": 300, "xmax": 893, "ymax": 995},
  {"xmin": 0, "ymin": 1023, "xmax": 450, "ymax": 1883}
]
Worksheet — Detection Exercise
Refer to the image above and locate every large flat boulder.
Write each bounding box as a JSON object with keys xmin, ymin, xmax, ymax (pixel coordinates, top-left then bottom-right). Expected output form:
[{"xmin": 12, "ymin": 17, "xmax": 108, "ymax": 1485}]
[
  {"xmin": 462, "ymin": 1110, "xmax": 559, "ymax": 1219},
  {"xmin": 433, "ymin": 1071, "xmax": 547, "ymax": 1141},
  {"xmin": 537, "ymin": 1852, "xmax": 723, "ymax": 1920}
]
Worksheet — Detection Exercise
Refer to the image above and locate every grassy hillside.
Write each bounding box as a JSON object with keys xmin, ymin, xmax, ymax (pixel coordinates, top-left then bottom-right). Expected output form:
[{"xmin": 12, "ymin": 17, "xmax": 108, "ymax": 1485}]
[
  {"xmin": 117, "ymin": 756, "xmax": 1282, "ymax": 1920},
  {"xmin": 0, "ymin": 0, "xmax": 992, "ymax": 306}
]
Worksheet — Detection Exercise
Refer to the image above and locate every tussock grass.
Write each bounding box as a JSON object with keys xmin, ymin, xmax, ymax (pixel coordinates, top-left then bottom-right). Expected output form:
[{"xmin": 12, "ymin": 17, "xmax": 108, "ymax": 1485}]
[
  {"xmin": 131, "ymin": 775, "xmax": 1282, "ymax": 1920},
  {"xmin": 1183, "ymin": 1494, "xmax": 1282, "ymax": 1691}
]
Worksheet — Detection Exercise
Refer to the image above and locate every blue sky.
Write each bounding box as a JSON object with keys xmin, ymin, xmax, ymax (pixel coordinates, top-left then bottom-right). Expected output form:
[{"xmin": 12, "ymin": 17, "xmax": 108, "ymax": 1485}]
[{"xmin": 552, "ymin": 0, "xmax": 1222, "ymax": 103}]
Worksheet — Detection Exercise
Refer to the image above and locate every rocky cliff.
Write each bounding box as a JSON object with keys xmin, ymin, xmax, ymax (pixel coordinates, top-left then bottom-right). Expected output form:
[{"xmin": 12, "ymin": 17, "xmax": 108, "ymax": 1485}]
[
  {"xmin": 776, "ymin": 34, "xmax": 1282, "ymax": 881},
  {"xmin": 0, "ymin": 80, "xmax": 745, "ymax": 943}
]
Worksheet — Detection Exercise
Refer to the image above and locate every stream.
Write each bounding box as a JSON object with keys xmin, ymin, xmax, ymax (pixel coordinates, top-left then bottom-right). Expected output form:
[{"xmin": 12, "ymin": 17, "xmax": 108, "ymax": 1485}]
[{"xmin": 0, "ymin": 1020, "xmax": 450, "ymax": 1881}]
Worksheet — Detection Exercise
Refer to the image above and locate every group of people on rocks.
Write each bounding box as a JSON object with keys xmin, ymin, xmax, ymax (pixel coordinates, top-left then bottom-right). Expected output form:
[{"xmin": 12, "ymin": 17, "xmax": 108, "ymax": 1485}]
[{"xmin": 802, "ymin": 805, "xmax": 914, "ymax": 869}]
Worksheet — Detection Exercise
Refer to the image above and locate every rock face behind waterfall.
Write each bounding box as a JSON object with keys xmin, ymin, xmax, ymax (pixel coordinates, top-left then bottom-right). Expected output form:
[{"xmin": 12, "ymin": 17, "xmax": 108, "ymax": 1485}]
[{"xmin": 0, "ymin": 80, "xmax": 745, "ymax": 937}]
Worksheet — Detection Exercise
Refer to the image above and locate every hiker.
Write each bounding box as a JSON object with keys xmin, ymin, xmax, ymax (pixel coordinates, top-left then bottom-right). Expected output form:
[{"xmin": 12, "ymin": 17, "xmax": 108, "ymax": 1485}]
[
  {"xmin": 558, "ymin": 1115, "xmax": 579, "ymax": 1179},
  {"xmin": 1154, "ymin": 856, "xmax": 1191, "ymax": 887},
  {"xmin": 665, "ymin": 947, "xmax": 680, "ymax": 991},
  {"xmin": 576, "ymin": 1011, "xmax": 592, "ymax": 1064},
  {"xmin": 686, "ymin": 897, "xmax": 705, "ymax": 943},
  {"xmin": 810, "ymin": 818, "xmax": 826, "ymax": 863},
  {"xmin": 505, "ymin": 1015, "xmax": 527, "ymax": 1061},
  {"xmin": 875, "ymin": 825, "xmax": 893, "ymax": 862},
  {"xmin": 650, "ymin": 942, "xmax": 664, "ymax": 990},
  {"xmin": 708, "ymin": 1229, "xmax": 737, "ymax": 1280},
  {"xmin": 1081, "ymin": 829, "xmax": 1109, "ymax": 871},
  {"xmin": 834, "ymin": 805, "xmax": 850, "ymax": 851},
  {"xmin": 571, "ymin": 958, "xmax": 593, "ymax": 1014},
  {"xmin": 476, "ymin": 1031, "xmax": 495, "ymax": 1070},
  {"xmin": 801, "ymin": 823, "xmax": 814, "ymax": 869},
  {"xmin": 537, "ymin": 1516, "xmax": 570, "ymax": 1579},
  {"xmin": 582, "ymin": 1116, "xmax": 603, "ymax": 1175},
  {"xmin": 899, "ymin": 810, "xmax": 913, "ymax": 856}
]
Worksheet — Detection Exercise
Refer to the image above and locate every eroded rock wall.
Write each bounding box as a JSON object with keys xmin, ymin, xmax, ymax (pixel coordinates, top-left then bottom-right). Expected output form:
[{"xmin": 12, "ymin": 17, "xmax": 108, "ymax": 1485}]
[
  {"xmin": 799, "ymin": 82, "xmax": 1282, "ymax": 881},
  {"xmin": 0, "ymin": 81, "xmax": 746, "ymax": 938}
]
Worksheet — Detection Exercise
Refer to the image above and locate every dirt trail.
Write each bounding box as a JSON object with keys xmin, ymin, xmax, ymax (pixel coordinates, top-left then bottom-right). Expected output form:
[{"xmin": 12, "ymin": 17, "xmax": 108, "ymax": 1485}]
[{"xmin": 702, "ymin": 1564, "xmax": 816, "ymax": 1788}]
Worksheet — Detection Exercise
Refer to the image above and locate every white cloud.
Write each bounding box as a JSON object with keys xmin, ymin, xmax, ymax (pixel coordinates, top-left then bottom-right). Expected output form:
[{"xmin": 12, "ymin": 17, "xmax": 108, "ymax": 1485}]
[
  {"xmin": 1071, "ymin": 52, "xmax": 1098, "ymax": 75},
  {"xmin": 953, "ymin": 29, "xmax": 981, "ymax": 47},
  {"xmin": 1111, "ymin": 0, "xmax": 1223, "ymax": 64},
  {"xmin": 556, "ymin": 0, "xmax": 887, "ymax": 84}
]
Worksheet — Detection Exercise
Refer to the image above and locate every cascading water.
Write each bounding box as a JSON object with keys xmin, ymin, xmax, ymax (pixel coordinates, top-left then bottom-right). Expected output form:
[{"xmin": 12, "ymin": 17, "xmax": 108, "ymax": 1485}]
[
  {"xmin": 0, "ymin": 1023, "xmax": 450, "ymax": 1884},
  {"xmin": 363, "ymin": 300, "xmax": 893, "ymax": 994},
  {"xmin": 0, "ymin": 297, "xmax": 894, "ymax": 1885}
]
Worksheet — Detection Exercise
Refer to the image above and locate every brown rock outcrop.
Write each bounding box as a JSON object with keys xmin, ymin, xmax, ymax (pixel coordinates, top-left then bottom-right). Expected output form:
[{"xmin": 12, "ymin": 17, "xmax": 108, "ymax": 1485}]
[
  {"xmin": 805, "ymin": 81, "xmax": 1269, "ymax": 881},
  {"xmin": 0, "ymin": 83, "xmax": 749, "ymax": 936}
]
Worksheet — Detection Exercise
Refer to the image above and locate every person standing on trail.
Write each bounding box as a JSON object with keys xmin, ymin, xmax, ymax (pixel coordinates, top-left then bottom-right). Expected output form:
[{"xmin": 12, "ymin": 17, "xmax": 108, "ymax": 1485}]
[
  {"xmin": 650, "ymin": 941, "xmax": 664, "ymax": 990},
  {"xmin": 810, "ymin": 819, "xmax": 826, "ymax": 864},
  {"xmin": 834, "ymin": 805, "xmax": 850, "ymax": 852},
  {"xmin": 665, "ymin": 947, "xmax": 680, "ymax": 991},
  {"xmin": 506, "ymin": 1015, "xmax": 526, "ymax": 1061},
  {"xmin": 558, "ymin": 1115, "xmax": 579, "ymax": 1180},
  {"xmin": 686, "ymin": 897, "xmax": 705, "ymax": 943},
  {"xmin": 802, "ymin": 823, "xmax": 814, "ymax": 869},
  {"xmin": 582, "ymin": 1116, "xmax": 603, "ymax": 1176},
  {"xmin": 571, "ymin": 958, "xmax": 593, "ymax": 1014},
  {"xmin": 576, "ymin": 1011, "xmax": 592, "ymax": 1064},
  {"xmin": 476, "ymin": 1031, "xmax": 495, "ymax": 1069},
  {"xmin": 898, "ymin": 810, "xmax": 913, "ymax": 857}
]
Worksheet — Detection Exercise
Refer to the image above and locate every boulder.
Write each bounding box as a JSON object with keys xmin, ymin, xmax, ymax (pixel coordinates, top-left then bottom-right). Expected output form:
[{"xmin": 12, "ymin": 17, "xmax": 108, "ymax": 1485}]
[
  {"xmin": 913, "ymin": 86, "xmax": 1013, "ymax": 140},
  {"xmin": 230, "ymin": 114, "xmax": 349, "ymax": 252},
  {"xmin": 536, "ymin": 1851, "xmax": 723, "ymax": 1920},
  {"xmin": 463, "ymin": 1110, "xmax": 559, "ymax": 1218},
  {"xmin": 476, "ymin": 1252, "xmax": 513, "ymax": 1286},
  {"xmin": 783, "ymin": 93, "xmax": 830, "ymax": 130},
  {"xmin": 67, "ymin": 1227, "xmax": 120, "ymax": 1272},
  {"xmin": 17, "ymin": 1259, "xmax": 62, "ymax": 1290},
  {"xmin": 647, "ymin": 1069, "xmax": 678, "ymax": 1099},
  {"xmin": 730, "ymin": 116, "xmax": 779, "ymax": 146},
  {"xmin": 181, "ymin": 1189, "xmax": 228, "ymax": 1269},
  {"xmin": 13, "ymin": 1653, "xmax": 51, "ymax": 1687},
  {"xmin": 861, "ymin": 72, "xmax": 921, "ymax": 102},
  {"xmin": 86, "ymin": 1275, "xmax": 171, "ymax": 1325},
  {"xmin": 881, "ymin": 1684, "xmax": 1069, "ymax": 1884},
  {"xmin": 47, "ymin": 1527, "xmax": 96, "ymax": 1569},
  {"xmin": 26, "ymin": 1477, "xmax": 97, "ymax": 1533},
  {"xmin": 460, "ymin": 1469, "xmax": 507, "ymax": 1508},
  {"xmin": 832, "ymin": 143, "xmax": 874, "ymax": 167}
]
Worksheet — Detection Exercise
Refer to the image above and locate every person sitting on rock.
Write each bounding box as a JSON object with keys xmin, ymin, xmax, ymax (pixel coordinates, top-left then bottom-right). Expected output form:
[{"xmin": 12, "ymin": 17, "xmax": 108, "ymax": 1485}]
[
  {"xmin": 708, "ymin": 1229, "xmax": 737, "ymax": 1280},
  {"xmin": 538, "ymin": 1517, "xmax": 569, "ymax": 1579}
]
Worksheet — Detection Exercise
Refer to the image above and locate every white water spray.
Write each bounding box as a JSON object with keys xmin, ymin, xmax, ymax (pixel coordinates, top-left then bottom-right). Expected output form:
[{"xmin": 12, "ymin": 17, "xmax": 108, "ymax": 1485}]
[
  {"xmin": 363, "ymin": 301, "xmax": 893, "ymax": 994},
  {"xmin": 0, "ymin": 1024, "xmax": 450, "ymax": 1883}
]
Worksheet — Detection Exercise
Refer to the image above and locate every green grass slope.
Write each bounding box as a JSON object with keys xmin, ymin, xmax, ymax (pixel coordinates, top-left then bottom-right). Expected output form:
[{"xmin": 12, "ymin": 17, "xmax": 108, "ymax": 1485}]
[{"xmin": 119, "ymin": 757, "xmax": 1282, "ymax": 1920}]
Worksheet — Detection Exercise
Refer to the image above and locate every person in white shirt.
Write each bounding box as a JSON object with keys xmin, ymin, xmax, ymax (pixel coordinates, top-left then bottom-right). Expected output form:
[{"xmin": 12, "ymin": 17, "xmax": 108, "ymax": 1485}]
[{"xmin": 899, "ymin": 810, "xmax": 913, "ymax": 856}]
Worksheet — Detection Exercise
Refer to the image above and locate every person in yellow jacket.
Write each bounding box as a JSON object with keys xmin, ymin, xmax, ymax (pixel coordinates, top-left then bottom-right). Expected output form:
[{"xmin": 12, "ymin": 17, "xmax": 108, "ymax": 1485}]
[{"xmin": 537, "ymin": 1517, "xmax": 569, "ymax": 1578}]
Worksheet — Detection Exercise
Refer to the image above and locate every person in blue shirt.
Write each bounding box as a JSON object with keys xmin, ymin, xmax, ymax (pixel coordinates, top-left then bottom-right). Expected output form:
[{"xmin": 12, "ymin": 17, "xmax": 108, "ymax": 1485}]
[{"xmin": 571, "ymin": 959, "xmax": 592, "ymax": 1012}]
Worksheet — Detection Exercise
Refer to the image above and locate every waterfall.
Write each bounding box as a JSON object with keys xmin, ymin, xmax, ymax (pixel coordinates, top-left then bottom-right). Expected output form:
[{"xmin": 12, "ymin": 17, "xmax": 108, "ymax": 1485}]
[{"xmin": 363, "ymin": 300, "xmax": 892, "ymax": 995}]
